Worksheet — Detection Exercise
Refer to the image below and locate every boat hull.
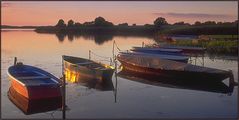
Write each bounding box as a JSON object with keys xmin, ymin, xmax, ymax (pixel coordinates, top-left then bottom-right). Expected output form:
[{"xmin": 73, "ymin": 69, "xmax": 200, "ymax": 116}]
[
  {"xmin": 117, "ymin": 55, "xmax": 229, "ymax": 82},
  {"xmin": 63, "ymin": 55, "xmax": 114, "ymax": 81},
  {"xmin": 9, "ymin": 77, "xmax": 62, "ymax": 100},
  {"xmin": 8, "ymin": 87, "xmax": 62, "ymax": 115}
]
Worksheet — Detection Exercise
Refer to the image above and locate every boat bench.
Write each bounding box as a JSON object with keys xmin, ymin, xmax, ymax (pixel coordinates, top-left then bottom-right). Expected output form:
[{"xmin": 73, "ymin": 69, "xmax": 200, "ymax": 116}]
[{"xmin": 76, "ymin": 62, "xmax": 93, "ymax": 65}]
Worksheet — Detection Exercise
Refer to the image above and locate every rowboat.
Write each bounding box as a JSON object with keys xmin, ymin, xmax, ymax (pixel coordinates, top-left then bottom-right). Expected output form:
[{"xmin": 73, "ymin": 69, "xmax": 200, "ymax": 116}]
[
  {"xmin": 7, "ymin": 63, "xmax": 62, "ymax": 100},
  {"xmin": 157, "ymin": 45, "xmax": 206, "ymax": 53},
  {"xmin": 63, "ymin": 55, "xmax": 114, "ymax": 81},
  {"xmin": 131, "ymin": 47, "xmax": 184, "ymax": 56},
  {"xmin": 8, "ymin": 87, "xmax": 62, "ymax": 115},
  {"xmin": 118, "ymin": 69, "xmax": 234, "ymax": 94},
  {"xmin": 132, "ymin": 47, "xmax": 182, "ymax": 53},
  {"xmin": 119, "ymin": 51, "xmax": 189, "ymax": 63},
  {"xmin": 117, "ymin": 53, "xmax": 231, "ymax": 82}
]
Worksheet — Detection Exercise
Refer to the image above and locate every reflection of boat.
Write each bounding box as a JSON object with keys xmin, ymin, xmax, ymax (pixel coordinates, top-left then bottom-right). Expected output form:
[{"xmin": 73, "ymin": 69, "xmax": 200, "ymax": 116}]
[
  {"xmin": 117, "ymin": 53, "xmax": 230, "ymax": 82},
  {"xmin": 7, "ymin": 63, "xmax": 62, "ymax": 100},
  {"xmin": 65, "ymin": 72, "xmax": 114, "ymax": 91},
  {"xmin": 8, "ymin": 87, "xmax": 62, "ymax": 115},
  {"xmin": 118, "ymin": 69, "xmax": 234, "ymax": 94},
  {"xmin": 63, "ymin": 55, "xmax": 114, "ymax": 81},
  {"xmin": 119, "ymin": 51, "xmax": 189, "ymax": 63}
]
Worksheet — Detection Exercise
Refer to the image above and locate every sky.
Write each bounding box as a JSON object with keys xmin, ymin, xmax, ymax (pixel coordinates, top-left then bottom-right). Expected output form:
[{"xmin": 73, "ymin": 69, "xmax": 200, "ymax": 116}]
[{"xmin": 1, "ymin": 1, "xmax": 238, "ymax": 26}]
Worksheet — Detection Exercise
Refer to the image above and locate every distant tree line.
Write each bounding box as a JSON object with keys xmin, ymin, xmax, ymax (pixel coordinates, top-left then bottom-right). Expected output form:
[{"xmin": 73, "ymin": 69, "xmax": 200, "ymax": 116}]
[
  {"xmin": 55, "ymin": 16, "xmax": 238, "ymax": 28},
  {"xmin": 35, "ymin": 16, "xmax": 237, "ymax": 35}
]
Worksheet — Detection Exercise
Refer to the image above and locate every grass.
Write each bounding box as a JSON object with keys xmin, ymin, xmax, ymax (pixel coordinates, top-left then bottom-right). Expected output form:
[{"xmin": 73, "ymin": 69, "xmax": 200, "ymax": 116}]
[{"xmin": 170, "ymin": 39, "xmax": 238, "ymax": 55}]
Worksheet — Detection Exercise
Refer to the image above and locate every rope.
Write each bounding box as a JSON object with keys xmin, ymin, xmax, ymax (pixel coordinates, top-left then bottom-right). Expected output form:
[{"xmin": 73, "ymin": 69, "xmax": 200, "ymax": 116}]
[
  {"xmin": 113, "ymin": 41, "xmax": 121, "ymax": 51},
  {"xmin": 90, "ymin": 51, "xmax": 111, "ymax": 59}
]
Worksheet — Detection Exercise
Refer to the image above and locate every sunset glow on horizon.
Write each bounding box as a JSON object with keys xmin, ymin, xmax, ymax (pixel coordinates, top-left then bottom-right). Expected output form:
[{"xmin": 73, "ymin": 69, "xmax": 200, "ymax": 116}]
[{"xmin": 2, "ymin": 1, "xmax": 238, "ymax": 26}]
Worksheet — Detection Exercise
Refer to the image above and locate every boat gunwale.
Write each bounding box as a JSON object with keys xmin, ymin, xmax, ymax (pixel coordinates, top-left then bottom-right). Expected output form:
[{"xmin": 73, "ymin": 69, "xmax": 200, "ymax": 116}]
[
  {"xmin": 8, "ymin": 65, "xmax": 61, "ymax": 87},
  {"xmin": 63, "ymin": 55, "xmax": 114, "ymax": 71}
]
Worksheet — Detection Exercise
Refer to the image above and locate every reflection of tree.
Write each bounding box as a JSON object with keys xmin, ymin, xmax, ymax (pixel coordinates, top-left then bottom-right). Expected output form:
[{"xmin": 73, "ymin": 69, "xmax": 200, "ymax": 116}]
[
  {"xmin": 94, "ymin": 34, "xmax": 113, "ymax": 45},
  {"xmin": 67, "ymin": 34, "xmax": 74, "ymax": 41},
  {"xmin": 55, "ymin": 32, "xmax": 114, "ymax": 45},
  {"xmin": 55, "ymin": 33, "xmax": 66, "ymax": 42}
]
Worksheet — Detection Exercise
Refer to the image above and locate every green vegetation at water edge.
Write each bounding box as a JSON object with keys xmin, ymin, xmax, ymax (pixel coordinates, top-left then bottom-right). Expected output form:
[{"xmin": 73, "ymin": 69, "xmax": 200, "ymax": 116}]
[{"xmin": 171, "ymin": 39, "xmax": 238, "ymax": 55}]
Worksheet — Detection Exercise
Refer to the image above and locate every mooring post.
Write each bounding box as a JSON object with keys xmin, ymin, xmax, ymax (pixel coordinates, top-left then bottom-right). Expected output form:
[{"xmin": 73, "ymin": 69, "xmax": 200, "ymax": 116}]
[
  {"xmin": 89, "ymin": 50, "xmax": 91, "ymax": 60},
  {"xmin": 62, "ymin": 74, "xmax": 66, "ymax": 119},
  {"xmin": 228, "ymin": 70, "xmax": 237, "ymax": 85},
  {"xmin": 113, "ymin": 40, "xmax": 115, "ymax": 60},
  {"xmin": 114, "ymin": 59, "xmax": 118, "ymax": 103},
  {"xmin": 14, "ymin": 57, "xmax": 17, "ymax": 65}
]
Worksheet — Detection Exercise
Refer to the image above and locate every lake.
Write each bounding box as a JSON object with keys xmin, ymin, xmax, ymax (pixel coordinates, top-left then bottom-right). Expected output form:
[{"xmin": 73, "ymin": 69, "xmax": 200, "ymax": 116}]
[{"xmin": 1, "ymin": 30, "xmax": 238, "ymax": 119}]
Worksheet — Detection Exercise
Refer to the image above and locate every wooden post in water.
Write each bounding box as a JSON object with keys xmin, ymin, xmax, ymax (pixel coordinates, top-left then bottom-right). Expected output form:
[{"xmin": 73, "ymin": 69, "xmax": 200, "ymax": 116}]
[
  {"xmin": 114, "ymin": 56, "xmax": 118, "ymax": 103},
  {"xmin": 62, "ymin": 74, "xmax": 66, "ymax": 119},
  {"xmin": 112, "ymin": 40, "xmax": 115, "ymax": 61},
  {"xmin": 14, "ymin": 57, "xmax": 17, "ymax": 65},
  {"xmin": 61, "ymin": 56, "xmax": 66, "ymax": 119},
  {"xmin": 89, "ymin": 50, "xmax": 91, "ymax": 60},
  {"xmin": 142, "ymin": 42, "xmax": 144, "ymax": 47}
]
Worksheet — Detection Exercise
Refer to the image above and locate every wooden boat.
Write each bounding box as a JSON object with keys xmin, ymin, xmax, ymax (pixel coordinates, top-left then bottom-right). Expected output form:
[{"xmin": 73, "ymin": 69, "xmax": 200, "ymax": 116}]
[
  {"xmin": 8, "ymin": 87, "xmax": 62, "ymax": 115},
  {"xmin": 63, "ymin": 55, "xmax": 114, "ymax": 81},
  {"xmin": 119, "ymin": 51, "xmax": 189, "ymax": 63},
  {"xmin": 132, "ymin": 47, "xmax": 182, "ymax": 53},
  {"xmin": 117, "ymin": 53, "xmax": 231, "ymax": 82},
  {"xmin": 118, "ymin": 69, "xmax": 234, "ymax": 94},
  {"xmin": 131, "ymin": 47, "xmax": 184, "ymax": 56},
  {"xmin": 7, "ymin": 63, "xmax": 62, "ymax": 100},
  {"xmin": 157, "ymin": 45, "xmax": 206, "ymax": 53}
]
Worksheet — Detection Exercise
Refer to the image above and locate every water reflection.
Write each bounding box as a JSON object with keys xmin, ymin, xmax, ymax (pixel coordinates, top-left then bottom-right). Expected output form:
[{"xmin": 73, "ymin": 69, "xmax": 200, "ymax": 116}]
[
  {"xmin": 64, "ymin": 66, "xmax": 114, "ymax": 91},
  {"xmin": 118, "ymin": 68, "xmax": 234, "ymax": 94},
  {"xmin": 8, "ymin": 87, "xmax": 62, "ymax": 115},
  {"xmin": 52, "ymin": 31, "xmax": 155, "ymax": 45}
]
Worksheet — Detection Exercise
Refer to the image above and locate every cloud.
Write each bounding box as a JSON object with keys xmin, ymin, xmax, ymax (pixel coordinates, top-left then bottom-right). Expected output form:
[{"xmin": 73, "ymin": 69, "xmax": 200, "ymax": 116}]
[
  {"xmin": 153, "ymin": 12, "xmax": 235, "ymax": 19},
  {"xmin": 2, "ymin": 2, "xmax": 11, "ymax": 7}
]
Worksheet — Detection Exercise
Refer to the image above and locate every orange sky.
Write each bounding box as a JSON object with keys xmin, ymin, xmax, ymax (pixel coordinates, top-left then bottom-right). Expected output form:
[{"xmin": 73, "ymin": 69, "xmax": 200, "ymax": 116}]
[{"xmin": 2, "ymin": 1, "xmax": 238, "ymax": 26}]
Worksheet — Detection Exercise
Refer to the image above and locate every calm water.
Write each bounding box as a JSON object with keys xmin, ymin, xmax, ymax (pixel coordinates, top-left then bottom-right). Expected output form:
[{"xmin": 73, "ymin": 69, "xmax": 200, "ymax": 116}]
[{"xmin": 1, "ymin": 30, "xmax": 238, "ymax": 119}]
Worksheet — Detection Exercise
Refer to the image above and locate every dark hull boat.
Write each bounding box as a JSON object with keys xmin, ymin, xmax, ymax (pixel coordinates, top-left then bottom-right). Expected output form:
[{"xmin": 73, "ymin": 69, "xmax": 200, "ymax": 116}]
[
  {"xmin": 131, "ymin": 47, "xmax": 184, "ymax": 56},
  {"xmin": 132, "ymin": 47, "xmax": 182, "ymax": 52},
  {"xmin": 8, "ymin": 87, "xmax": 62, "ymax": 115},
  {"xmin": 117, "ymin": 53, "xmax": 230, "ymax": 82},
  {"xmin": 118, "ymin": 69, "xmax": 234, "ymax": 94},
  {"xmin": 7, "ymin": 63, "xmax": 62, "ymax": 100},
  {"xmin": 63, "ymin": 55, "xmax": 114, "ymax": 81},
  {"xmin": 119, "ymin": 51, "xmax": 189, "ymax": 63},
  {"xmin": 157, "ymin": 45, "xmax": 206, "ymax": 53}
]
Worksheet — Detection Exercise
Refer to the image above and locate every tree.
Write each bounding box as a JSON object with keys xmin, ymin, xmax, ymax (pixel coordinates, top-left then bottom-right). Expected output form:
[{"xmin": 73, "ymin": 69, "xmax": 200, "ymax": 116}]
[
  {"xmin": 154, "ymin": 17, "xmax": 168, "ymax": 27},
  {"xmin": 173, "ymin": 21, "xmax": 190, "ymax": 25},
  {"xmin": 83, "ymin": 21, "xmax": 94, "ymax": 26},
  {"xmin": 118, "ymin": 23, "xmax": 128, "ymax": 27},
  {"xmin": 94, "ymin": 16, "xmax": 114, "ymax": 27},
  {"xmin": 194, "ymin": 21, "xmax": 201, "ymax": 26},
  {"xmin": 74, "ymin": 22, "xmax": 82, "ymax": 27},
  {"xmin": 68, "ymin": 19, "xmax": 74, "ymax": 27},
  {"xmin": 56, "ymin": 19, "xmax": 66, "ymax": 27},
  {"xmin": 203, "ymin": 21, "xmax": 216, "ymax": 25}
]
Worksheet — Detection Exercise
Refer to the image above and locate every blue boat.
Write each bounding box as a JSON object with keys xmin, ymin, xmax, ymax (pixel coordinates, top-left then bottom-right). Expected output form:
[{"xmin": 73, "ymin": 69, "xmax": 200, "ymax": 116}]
[
  {"xmin": 119, "ymin": 51, "xmax": 189, "ymax": 63},
  {"xmin": 131, "ymin": 47, "xmax": 184, "ymax": 56},
  {"xmin": 8, "ymin": 62, "xmax": 62, "ymax": 100}
]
